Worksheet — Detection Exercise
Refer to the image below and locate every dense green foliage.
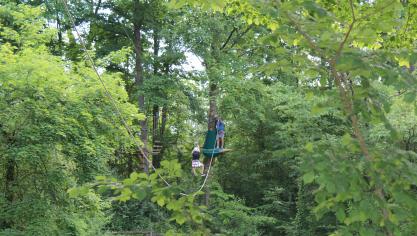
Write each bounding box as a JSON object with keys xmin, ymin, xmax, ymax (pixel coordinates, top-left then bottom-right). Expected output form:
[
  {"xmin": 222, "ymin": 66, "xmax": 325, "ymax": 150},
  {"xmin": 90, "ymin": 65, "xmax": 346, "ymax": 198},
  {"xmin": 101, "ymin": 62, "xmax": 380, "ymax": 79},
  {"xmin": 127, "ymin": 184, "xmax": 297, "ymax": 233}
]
[
  {"xmin": 0, "ymin": 3, "xmax": 138, "ymax": 235},
  {"xmin": 1, "ymin": 0, "xmax": 417, "ymax": 235}
]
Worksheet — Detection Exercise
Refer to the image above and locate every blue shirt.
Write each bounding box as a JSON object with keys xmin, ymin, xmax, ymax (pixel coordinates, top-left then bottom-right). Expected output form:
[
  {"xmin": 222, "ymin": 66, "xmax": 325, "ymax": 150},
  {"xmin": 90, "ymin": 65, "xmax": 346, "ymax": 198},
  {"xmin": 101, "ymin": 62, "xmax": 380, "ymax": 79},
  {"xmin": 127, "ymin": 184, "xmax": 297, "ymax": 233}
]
[{"xmin": 216, "ymin": 120, "xmax": 225, "ymax": 131}]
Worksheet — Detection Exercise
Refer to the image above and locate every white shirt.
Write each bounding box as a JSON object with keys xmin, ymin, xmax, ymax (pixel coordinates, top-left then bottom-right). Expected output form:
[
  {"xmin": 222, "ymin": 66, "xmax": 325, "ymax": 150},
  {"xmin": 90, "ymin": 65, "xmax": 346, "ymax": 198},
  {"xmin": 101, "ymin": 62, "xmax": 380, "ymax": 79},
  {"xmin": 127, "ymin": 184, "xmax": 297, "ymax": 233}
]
[{"xmin": 192, "ymin": 147, "xmax": 200, "ymax": 153}]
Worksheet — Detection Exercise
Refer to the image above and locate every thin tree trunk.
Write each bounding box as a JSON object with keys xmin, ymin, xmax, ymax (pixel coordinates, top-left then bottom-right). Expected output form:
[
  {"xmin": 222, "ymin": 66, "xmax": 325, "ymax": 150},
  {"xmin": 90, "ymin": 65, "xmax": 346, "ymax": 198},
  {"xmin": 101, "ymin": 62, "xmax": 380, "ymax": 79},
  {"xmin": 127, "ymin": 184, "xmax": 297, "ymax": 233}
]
[
  {"xmin": 56, "ymin": 10, "xmax": 62, "ymax": 51},
  {"xmin": 208, "ymin": 81, "xmax": 218, "ymax": 131},
  {"xmin": 127, "ymin": 152, "xmax": 133, "ymax": 174},
  {"xmin": 5, "ymin": 158, "xmax": 15, "ymax": 203},
  {"xmin": 152, "ymin": 105, "xmax": 161, "ymax": 168},
  {"xmin": 1, "ymin": 158, "xmax": 15, "ymax": 228},
  {"xmin": 294, "ymin": 181, "xmax": 310, "ymax": 236},
  {"xmin": 160, "ymin": 57, "xmax": 170, "ymax": 141},
  {"xmin": 152, "ymin": 27, "xmax": 162, "ymax": 168},
  {"xmin": 94, "ymin": 0, "xmax": 102, "ymax": 16},
  {"xmin": 133, "ymin": 0, "xmax": 148, "ymax": 173},
  {"xmin": 204, "ymin": 68, "xmax": 219, "ymax": 207},
  {"xmin": 160, "ymin": 106, "xmax": 168, "ymax": 138}
]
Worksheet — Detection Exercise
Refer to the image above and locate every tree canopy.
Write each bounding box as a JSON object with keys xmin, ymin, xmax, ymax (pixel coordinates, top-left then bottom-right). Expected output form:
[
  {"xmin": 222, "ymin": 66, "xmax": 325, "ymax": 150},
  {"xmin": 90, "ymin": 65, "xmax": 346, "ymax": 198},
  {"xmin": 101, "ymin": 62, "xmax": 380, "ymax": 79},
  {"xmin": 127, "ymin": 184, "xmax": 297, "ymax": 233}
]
[{"xmin": 1, "ymin": 0, "xmax": 417, "ymax": 235}]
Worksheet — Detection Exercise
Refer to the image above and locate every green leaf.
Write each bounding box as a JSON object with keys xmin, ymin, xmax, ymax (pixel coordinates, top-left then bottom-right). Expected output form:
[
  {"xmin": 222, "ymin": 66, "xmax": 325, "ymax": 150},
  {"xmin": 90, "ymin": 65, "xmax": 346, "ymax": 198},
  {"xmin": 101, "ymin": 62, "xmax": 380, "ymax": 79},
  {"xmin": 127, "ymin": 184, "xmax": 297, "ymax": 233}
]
[
  {"xmin": 172, "ymin": 213, "xmax": 187, "ymax": 225},
  {"xmin": 130, "ymin": 172, "xmax": 139, "ymax": 180},
  {"xmin": 404, "ymin": 92, "xmax": 416, "ymax": 103},
  {"xmin": 95, "ymin": 175, "xmax": 106, "ymax": 181},
  {"xmin": 359, "ymin": 228, "xmax": 376, "ymax": 236},
  {"xmin": 306, "ymin": 91, "xmax": 314, "ymax": 100},
  {"xmin": 311, "ymin": 105, "xmax": 325, "ymax": 115},
  {"xmin": 118, "ymin": 188, "xmax": 133, "ymax": 202},
  {"xmin": 67, "ymin": 188, "xmax": 79, "ymax": 198},
  {"xmin": 388, "ymin": 212, "xmax": 399, "ymax": 225},
  {"xmin": 341, "ymin": 133, "xmax": 353, "ymax": 146},
  {"xmin": 167, "ymin": 200, "xmax": 182, "ymax": 211},
  {"xmin": 268, "ymin": 22, "xmax": 278, "ymax": 31},
  {"xmin": 305, "ymin": 142, "xmax": 314, "ymax": 152},
  {"xmin": 132, "ymin": 188, "xmax": 147, "ymax": 201},
  {"xmin": 335, "ymin": 208, "xmax": 346, "ymax": 221},
  {"xmin": 303, "ymin": 172, "xmax": 315, "ymax": 184},
  {"xmin": 67, "ymin": 186, "xmax": 89, "ymax": 198},
  {"xmin": 123, "ymin": 178, "xmax": 135, "ymax": 185},
  {"xmin": 152, "ymin": 195, "xmax": 166, "ymax": 207},
  {"xmin": 410, "ymin": 53, "xmax": 417, "ymax": 65}
]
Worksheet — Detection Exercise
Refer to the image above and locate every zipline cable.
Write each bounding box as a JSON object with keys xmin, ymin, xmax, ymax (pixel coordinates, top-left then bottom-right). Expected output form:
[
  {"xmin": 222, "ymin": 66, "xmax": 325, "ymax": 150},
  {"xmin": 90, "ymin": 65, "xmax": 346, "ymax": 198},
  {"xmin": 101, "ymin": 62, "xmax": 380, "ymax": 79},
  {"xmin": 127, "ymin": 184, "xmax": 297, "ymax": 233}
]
[
  {"xmin": 181, "ymin": 130, "xmax": 218, "ymax": 197},
  {"xmin": 60, "ymin": 0, "xmax": 217, "ymax": 197},
  {"xmin": 194, "ymin": 135, "xmax": 216, "ymax": 196},
  {"xmin": 60, "ymin": 0, "xmax": 170, "ymax": 187}
]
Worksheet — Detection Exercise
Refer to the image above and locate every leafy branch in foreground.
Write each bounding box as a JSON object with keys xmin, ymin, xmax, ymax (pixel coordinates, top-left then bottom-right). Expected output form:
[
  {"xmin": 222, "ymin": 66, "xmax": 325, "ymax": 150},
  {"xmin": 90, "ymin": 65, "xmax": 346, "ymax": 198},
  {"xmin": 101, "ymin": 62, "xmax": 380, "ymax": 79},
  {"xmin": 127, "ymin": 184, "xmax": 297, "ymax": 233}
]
[{"xmin": 68, "ymin": 160, "xmax": 207, "ymax": 231}]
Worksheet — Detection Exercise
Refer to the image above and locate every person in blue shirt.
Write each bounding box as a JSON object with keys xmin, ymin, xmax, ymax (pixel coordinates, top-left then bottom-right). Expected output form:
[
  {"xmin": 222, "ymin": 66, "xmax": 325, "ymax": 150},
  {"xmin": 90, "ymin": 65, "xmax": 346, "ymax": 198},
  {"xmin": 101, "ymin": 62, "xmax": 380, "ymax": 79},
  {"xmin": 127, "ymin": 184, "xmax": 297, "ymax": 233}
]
[{"xmin": 215, "ymin": 117, "xmax": 225, "ymax": 149}]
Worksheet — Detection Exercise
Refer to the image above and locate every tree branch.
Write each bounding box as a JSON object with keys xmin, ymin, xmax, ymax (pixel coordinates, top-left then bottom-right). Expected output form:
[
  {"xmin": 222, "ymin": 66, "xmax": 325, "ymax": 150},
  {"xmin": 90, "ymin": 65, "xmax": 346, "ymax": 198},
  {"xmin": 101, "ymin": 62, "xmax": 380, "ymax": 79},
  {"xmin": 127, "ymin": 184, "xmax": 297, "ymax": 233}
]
[
  {"xmin": 329, "ymin": 3, "xmax": 394, "ymax": 235},
  {"xmin": 228, "ymin": 25, "xmax": 253, "ymax": 49},
  {"xmin": 94, "ymin": 0, "xmax": 102, "ymax": 16},
  {"xmin": 220, "ymin": 27, "xmax": 237, "ymax": 50},
  {"xmin": 333, "ymin": 0, "xmax": 356, "ymax": 63},
  {"xmin": 284, "ymin": 12, "xmax": 327, "ymax": 60}
]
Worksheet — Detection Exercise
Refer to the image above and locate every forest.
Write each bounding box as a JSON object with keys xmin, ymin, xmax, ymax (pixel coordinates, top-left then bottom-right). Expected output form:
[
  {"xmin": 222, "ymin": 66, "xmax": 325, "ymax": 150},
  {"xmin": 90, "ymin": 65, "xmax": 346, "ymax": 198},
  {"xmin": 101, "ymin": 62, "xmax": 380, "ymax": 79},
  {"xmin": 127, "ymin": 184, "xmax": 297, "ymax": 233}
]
[{"xmin": 1, "ymin": 0, "xmax": 417, "ymax": 235}]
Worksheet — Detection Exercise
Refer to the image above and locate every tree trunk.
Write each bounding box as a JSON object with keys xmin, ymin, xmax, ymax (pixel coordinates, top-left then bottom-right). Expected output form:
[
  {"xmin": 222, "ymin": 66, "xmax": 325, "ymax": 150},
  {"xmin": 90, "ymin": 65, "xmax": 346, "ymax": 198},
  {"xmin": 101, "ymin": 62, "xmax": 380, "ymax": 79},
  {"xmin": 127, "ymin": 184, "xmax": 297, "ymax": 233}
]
[
  {"xmin": 203, "ymin": 69, "xmax": 219, "ymax": 207},
  {"xmin": 5, "ymin": 158, "xmax": 15, "ymax": 203},
  {"xmin": 56, "ymin": 7, "xmax": 62, "ymax": 52},
  {"xmin": 133, "ymin": 0, "xmax": 148, "ymax": 173},
  {"xmin": 152, "ymin": 105, "xmax": 161, "ymax": 168},
  {"xmin": 160, "ymin": 106, "xmax": 167, "ymax": 138},
  {"xmin": 160, "ymin": 59, "xmax": 170, "ymax": 140},
  {"xmin": 294, "ymin": 181, "xmax": 310, "ymax": 236},
  {"xmin": 208, "ymin": 81, "xmax": 218, "ymax": 131},
  {"xmin": 151, "ymin": 27, "xmax": 163, "ymax": 168},
  {"xmin": 1, "ymin": 158, "xmax": 15, "ymax": 228}
]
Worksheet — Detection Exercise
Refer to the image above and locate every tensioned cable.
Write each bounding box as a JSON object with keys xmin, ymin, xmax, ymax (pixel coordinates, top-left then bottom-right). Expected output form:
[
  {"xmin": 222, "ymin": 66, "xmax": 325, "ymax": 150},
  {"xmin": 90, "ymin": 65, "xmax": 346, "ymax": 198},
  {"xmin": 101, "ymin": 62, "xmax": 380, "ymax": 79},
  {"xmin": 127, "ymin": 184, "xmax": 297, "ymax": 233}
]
[
  {"xmin": 183, "ymin": 130, "xmax": 218, "ymax": 196},
  {"xmin": 59, "ymin": 0, "xmax": 217, "ymax": 197},
  {"xmin": 193, "ymin": 136, "xmax": 216, "ymax": 196},
  {"xmin": 60, "ymin": 0, "xmax": 170, "ymax": 186}
]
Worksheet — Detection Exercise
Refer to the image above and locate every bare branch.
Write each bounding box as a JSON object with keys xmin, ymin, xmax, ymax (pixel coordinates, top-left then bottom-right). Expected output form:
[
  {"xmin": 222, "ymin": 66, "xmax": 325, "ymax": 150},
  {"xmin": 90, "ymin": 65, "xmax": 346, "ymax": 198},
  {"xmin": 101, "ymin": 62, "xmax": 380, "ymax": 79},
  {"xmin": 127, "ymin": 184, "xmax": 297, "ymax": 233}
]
[
  {"xmin": 349, "ymin": 0, "xmax": 356, "ymax": 21},
  {"xmin": 220, "ymin": 27, "xmax": 237, "ymax": 50},
  {"xmin": 94, "ymin": 0, "xmax": 102, "ymax": 16},
  {"xmin": 333, "ymin": 0, "xmax": 356, "ymax": 63},
  {"xmin": 228, "ymin": 25, "xmax": 253, "ymax": 49}
]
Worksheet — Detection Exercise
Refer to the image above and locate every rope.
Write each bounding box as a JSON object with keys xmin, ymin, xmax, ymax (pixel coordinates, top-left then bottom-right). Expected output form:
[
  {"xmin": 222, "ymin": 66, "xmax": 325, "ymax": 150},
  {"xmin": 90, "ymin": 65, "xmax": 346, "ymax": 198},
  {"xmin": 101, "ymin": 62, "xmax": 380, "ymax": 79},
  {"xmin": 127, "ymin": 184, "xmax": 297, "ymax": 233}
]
[
  {"xmin": 59, "ymin": 0, "xmax": 218, "ymax": 197},
  {"xmin": 60, "ymin": 0, "xmax": 170, "ymax": 187},
  {"xmin": 182, "ymin": 129, "xmax": 218, "ymax": 197},
  {"xmin": 194, "ymin": 141, "xmax": 215, "ymax": 195}
]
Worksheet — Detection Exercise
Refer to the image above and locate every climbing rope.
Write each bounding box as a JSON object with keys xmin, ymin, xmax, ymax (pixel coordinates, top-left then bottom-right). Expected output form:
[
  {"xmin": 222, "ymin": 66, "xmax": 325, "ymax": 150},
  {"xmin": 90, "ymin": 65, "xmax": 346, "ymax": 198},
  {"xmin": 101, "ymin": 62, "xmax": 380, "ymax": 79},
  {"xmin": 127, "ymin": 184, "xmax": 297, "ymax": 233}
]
[
  {"xmin": 60, "ymin": 0, "xmax": 170, "ymax": 186},
  {"xmin": 194, "ymin": 136, "xmax": 216, "ymax": 195},
  {"xmin": 181, "ymin": 129, "xmax": 218, "ymax": 196},
  {"xmin": 59, "ymin": 0, "xmax": 219, "ymax": 197}
]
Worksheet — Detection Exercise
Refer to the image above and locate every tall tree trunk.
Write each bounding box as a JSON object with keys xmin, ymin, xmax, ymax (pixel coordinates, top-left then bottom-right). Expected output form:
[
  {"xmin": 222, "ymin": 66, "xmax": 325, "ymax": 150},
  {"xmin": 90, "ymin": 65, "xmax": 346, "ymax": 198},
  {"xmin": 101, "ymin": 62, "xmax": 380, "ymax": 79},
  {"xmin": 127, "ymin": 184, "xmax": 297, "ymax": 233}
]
[
  {"xmin": 160, "ymin": 106, "xmax": 168, "ymax": 138},
  {"xmin": 152, "ymin": 105, "xmax": 161, "ymax": 168},
  {"xmin": 56, "ymin": 10, "xmax": 62, "ymax": 51},
  {"xmin": 294, "ymin": 181, "xmax": 310, "ymax": 236},
  {"xmin": 152, "ymin": 32, "xmax": 160, "ymax": 142},
  {"xmin": 152, "ymin": 104, "xmax": 159, "ymax": 139},
  {"xmin": 160, "ymin": 55, "xmax": 170, "ymax": 141},
  {"xmin": 152, "ymin": 27, "xmax": 163, "ymax": 168},
  {"xmin": 208, "ymin": 81, "xmax": 218, "ymax": 131},
  {"xmin": 94, "ymin": 0, "xmax": 102, "ymax": 16},
  {"xmin": 2, "ymin": 158, "xmax": 15, "ymax": 228},
  {"xmin": 5, "ymin": 158, "xmax": 15, "ymax": 203},
  {"xmin": 204, "ymin": 66, "xmax": 219, "ymax": 207},
  {"xmin": 133, "ymin": 0, "xmax": 148, "ymax": 173}
]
